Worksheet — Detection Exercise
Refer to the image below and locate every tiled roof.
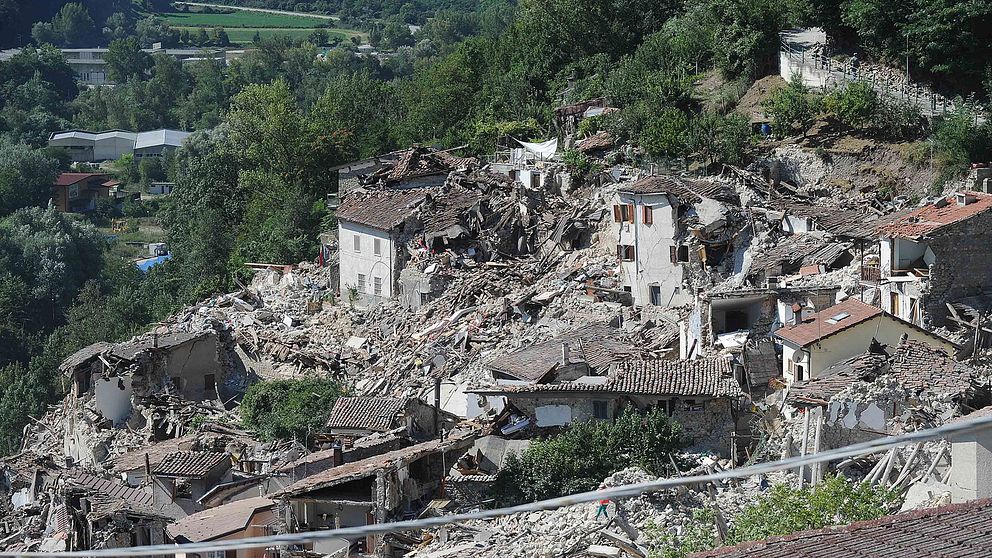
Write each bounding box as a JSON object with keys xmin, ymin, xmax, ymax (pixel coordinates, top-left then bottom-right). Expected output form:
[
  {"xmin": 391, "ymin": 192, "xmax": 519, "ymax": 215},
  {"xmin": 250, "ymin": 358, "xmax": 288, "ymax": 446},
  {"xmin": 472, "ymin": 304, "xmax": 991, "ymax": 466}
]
[
  {"xmin": 325, "ymin": 397, "xmax": 408, "ymax": 432},
  {"xmin": 620, "ymin": 176, "xmax": 739, "ymax": 205},
  {"xmin": 385, "ymin": 147, "xmax": 476, "ymax": 183},
  {"xmin": 876, "ymin": 191, "xmax": 992, "ymax": 239},
  {"xmin": 421, "ymin": 188, "xmax": 484, "ymax": 236},
  {"xmin": 786, "ymin": 352, "xmax": 889, "ymax": 405},
  {"xmin": 59, "ymin": 341, "xmax": 114, "ymax": 372},
  {"xmin": 889, "ymin": 340, "xmax": 973, "ymax": 395},
  {"xmin": 688, "ymin": 497, "xmax": 992, "ymax": 558},
  {"xmin": 153, "ymin": 451, "xmax": 229, "ymax": 478},
  {"xmin": 272, "ymin": 429, "xmax": 478, "ymax": 498},
  {"xmin": 475, "ymin": 356, "xmax": 743, "ymax": 398},
  {"xmin": 54, "ymin": 172, "xmax": 109, "ymax": 186},
  {"xmin": 577, "ymin": 132, "xmax": 613, "ymax": 153},
  {"xmin": 749, "ymin": 235, "xmax": 852, "ymax": 278},
  {"xmin": 108, "ymin": 436, "xmax": 198, "ymax": 473},
  {"xmin": 65, "ymin": 472, "xmax": 154, "ymax": 507},
  {"xmin": 335, "ymin": 188, "xmax": 430, "ymax": 231},
  {"xmin": 487, "ymin": 324, "xmax": 634, "ymax": 382},
  {"xmin": 775, "ymin": 299, "xmax": 882, "ymax": 348},
  {"xmin": 771, "ymin": 201, "xmax": 908, "ymax": 241},
  {"xmin": 167, "ymin": 497, "xmax": 274, "ymax": 542},
  {"xmin": 110, "ymin": 331, "xmax": 211, "ymax": 361}
]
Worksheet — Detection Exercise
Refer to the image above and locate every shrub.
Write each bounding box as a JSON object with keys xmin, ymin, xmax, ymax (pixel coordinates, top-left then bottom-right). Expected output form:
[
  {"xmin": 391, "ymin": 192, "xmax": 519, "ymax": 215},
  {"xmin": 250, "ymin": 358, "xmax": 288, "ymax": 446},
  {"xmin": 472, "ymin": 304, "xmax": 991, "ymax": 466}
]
[
  {"xmin": 762, "ymin": 73, "xmax": 820, "ymax": 138},
  {"xmin": 240, "ymin": 378, "xmax": 346, "ymax": 442},
  {"xmin": 824, "ymin": 82, "xmax": 879, "ymax": 130},
  {"xmin": 493, "ymin": 409, "xmax": 692, "ymax": 506}
]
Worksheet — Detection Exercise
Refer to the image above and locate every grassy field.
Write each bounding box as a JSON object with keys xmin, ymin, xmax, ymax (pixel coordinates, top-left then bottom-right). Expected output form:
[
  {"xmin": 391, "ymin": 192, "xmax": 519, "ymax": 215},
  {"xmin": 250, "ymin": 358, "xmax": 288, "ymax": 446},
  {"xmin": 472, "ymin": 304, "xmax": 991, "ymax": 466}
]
[
  {"xmin": 153, "ymin": 7, "xmax": 366, "ymax": 46},
  {"xmin": 159, "ymin": 10, "xmax": 328, "ymax": 28}
]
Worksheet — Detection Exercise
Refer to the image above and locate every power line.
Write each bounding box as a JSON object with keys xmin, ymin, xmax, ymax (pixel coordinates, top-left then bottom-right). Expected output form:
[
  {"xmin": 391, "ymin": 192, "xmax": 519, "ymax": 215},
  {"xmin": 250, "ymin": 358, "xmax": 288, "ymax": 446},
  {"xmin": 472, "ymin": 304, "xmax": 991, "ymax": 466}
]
[{"xmin": 9, "ymin": 412, "xmax": 992, "ymax": 557}]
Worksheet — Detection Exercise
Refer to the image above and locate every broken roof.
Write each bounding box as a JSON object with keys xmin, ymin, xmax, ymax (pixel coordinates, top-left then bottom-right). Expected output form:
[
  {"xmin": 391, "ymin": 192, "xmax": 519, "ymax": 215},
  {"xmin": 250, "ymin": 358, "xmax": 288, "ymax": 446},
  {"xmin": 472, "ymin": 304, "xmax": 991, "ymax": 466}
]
[
  {"xmin": 153, "ymin": 451, "xmax": 229, "ymax": 478},
  {"xmin": 59, "ymin": 341, "xmax": 114, "ymax": 372},
  {"xmin": 775, "ymin": 298, "xmax": 883, "ymax": 348},
  {"xmin": 335, "ymin": 188, "xmax": 430, "ymax": 231},
  {"xmin": 770, "ymin": 201, "xmax": 904, "ymax": 241},
  {"xmin": 421, "ymin": 188, "xmax": 484, "ymax": 237},
  {"xmin": 748, "ymin": 235, "xmax": 852, "ymax": 278},
  {"xmin": 272, "ymin": 429, "xmax": 478, "ymax": 498},
  {"xmin": 64, "ymin": 471, "xmax": 155, "ymax": 507},
  {"xmin": 877, "ymin": 191, "xmax": 992, "ymax": 239},
  {"xmin": 167, "ymin": 497, "xmax": 274, "ymax": 543},
  {"xmin": 107, "ymin": 436, "xmax": 198, "ymax": 473},
  {"xmin": 474, "ymin": 356, "xmax": 743, "ymax": 398},
  {"xmin": 384, "ymin": 147, "xmax": 476, "ymax": 183},
  {"xmin": 325, "ymin": 396, "xmax": 410, "ymax": 432},
  {"xmin": 487, "ymin": 323, "xmax": 634, "ymax": 382},
  {"xmin": 620, "ymin": 176, "xmax": 739, "ymax": 205},
  {"xmin": 576, "ymin": 132, "xmax": 614, "ymax": 153},
  {"xmin": 110, "ymin": 331, "xmax": 212, "ymax": 360},
  {"xmin": 688, "ymin": 497, "xmax": 992, "ymax": 558},
  {"xmin": 786, "ymin": 351, "xmax": 889, "ymax": 405}
]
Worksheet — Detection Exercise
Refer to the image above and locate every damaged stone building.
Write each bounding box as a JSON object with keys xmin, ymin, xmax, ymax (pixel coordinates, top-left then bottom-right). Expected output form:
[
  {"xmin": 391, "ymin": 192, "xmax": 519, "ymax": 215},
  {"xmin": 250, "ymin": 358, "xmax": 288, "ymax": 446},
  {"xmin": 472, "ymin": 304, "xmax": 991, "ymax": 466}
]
[
  {"xmin": 611, "ymin": 175, "xmax": 745, "ymax": 307},
  {"xmin": 872, "ymin": 191, "xmax": 992, "ymax": 328}
]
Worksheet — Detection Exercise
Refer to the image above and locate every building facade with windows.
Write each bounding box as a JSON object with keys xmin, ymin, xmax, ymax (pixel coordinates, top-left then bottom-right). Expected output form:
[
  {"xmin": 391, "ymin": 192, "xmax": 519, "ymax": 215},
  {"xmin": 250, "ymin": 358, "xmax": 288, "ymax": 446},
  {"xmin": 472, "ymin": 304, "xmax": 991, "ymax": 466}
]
[
  {"xmin": 335, "ymin": 189, "xmax": 429, "ymax": 307},
  {"xmin": 611, "ymin": 175, "xmax": 742, "ymax": 308}
]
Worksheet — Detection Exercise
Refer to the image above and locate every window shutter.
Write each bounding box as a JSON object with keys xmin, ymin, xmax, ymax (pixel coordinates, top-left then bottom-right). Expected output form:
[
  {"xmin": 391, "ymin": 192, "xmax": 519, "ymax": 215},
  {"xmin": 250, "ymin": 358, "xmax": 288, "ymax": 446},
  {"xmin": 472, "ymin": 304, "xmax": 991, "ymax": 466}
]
[
  {"xmin": 643, "ymin": 205, "xmax": 653, "ymax": 225},
  {"xmin": 626, "ymin": 204, "xmax": 635, "ymax": 223},
  {"xmin": 613, "ymin": 205, "xmax": 621, "ymax": 222},
  {"xmin": 670, "ymin": 246, "xmax": 677, "ymax": 263}
]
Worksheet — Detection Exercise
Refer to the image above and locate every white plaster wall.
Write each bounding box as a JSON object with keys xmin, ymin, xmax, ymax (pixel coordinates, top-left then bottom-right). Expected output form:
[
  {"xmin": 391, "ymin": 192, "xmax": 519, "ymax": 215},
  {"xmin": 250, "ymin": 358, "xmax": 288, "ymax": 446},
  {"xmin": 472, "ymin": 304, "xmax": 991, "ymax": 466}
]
[
  {"xmin": 781, "ymin": 341, "xmax": 806, "ymax": 383},
  {"xmin": 535, "ymin": 405, "xmax": 572, "ymax": 427},
  {"xmin": 615, "ymin": 192, "xmax": 688, "ymax": 307},
  {"xmin": 94, "ymin": 376, "xmax": 134, "ymax": 425},
  {"xmin": 338, "ymin": 220, "xmax": 395, "ymax": 299},
  {"xmin": 780, "ymin": 52, "xmax": 830, "ymax": 88},
  {"xmin": 782, "ymin": 215, "xmax": 811, "ymax": 234},
  {"xmin": 893, "ymin": 238, "xmax": 926, "ymax": 270},
  {"xmin": 800, "ymin": 315, "xmax": 957, "ymax": 380},
  {"xmin": 950, "ymin": 429, "xmax": 992, "ymax": 503}
]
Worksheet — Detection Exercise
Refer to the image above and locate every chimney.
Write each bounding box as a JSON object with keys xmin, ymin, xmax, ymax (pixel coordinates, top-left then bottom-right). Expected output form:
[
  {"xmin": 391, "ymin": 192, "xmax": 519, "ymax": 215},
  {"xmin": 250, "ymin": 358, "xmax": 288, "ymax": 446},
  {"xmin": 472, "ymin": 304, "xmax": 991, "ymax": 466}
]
[
  {"xmin": 332, "ymin": 441, "xmax": 343, "ymax": 467},
  {"xmin": 561, "ymin": 342, "xmax": 570, "ymax": 365},
  {"xmin": 800, "ymin": 303, "xmax": 816, "ymax": 322},
  {"xmin": 956, "ymin": 192, "xmax": 977, "ymax": 206},
  {"xmin": 790, "ymin": 303, "xmax": 802, "ymax": 326}
]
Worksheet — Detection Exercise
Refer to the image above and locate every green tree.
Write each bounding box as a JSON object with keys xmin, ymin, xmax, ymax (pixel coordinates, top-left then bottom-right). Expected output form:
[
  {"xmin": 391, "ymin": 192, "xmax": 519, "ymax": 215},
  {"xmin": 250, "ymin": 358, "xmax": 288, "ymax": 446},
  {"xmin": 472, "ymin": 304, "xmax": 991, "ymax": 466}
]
[
  {"xmin": 727, "ymin": 476, "xmax": 899, "ymax": 545},
  {"xmin": 824, "ymin": 82, "xmax": 880, "ymax": 130},
  {"xmin": 0, "ymin": 142, "xmax": 60, "ymax": 216},
  {"xmin": 105, "ymin": 37, "xmax": 154, "ymax": 82},
  {"xmin": 52, "ymin": 3, "xmax": 97, "ymax": 47},
  {"xmin": 932, "ymin": 105, "xmax": 992, "ymax": 178},
  {"xmin": 240, "ymin": 378, "xmax": 346, "ymax": 442},
  {"xmin": 494, "ymin": 409, "xmax": 691, "ymax": 505},
  {"xmin": 31, "ymin": 22, "xmax": 59, "ymax": 45},
  {"xmin": 102, "ymin": 11, "xmax": 132, "ymax": 42},
  {"xmin": 763, "ymin": 74, "xmax": 820, "ymax": 138}
]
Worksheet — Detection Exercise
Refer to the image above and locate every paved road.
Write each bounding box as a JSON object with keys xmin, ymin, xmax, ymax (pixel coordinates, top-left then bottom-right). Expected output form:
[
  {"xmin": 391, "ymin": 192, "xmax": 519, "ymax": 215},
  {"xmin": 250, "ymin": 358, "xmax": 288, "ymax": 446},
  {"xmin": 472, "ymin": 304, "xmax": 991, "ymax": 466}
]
[{"xmin": 175, "ymin": 2, "xmax": 340, "ymax": 22}]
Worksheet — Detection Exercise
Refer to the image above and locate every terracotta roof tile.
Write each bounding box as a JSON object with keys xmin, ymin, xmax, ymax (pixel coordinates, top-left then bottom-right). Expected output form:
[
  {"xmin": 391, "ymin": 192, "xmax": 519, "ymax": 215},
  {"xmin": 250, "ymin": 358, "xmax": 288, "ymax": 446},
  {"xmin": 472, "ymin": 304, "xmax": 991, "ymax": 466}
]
[
  {"xmin": 167, "ymin": 497, "xmax": 274, "ymax": 542},
  {"xmin": 577, "ymin": 132, "xmax": 614, "ymax": 153},
  {"xmin": 335, "ymin": 188, "xmax": 430, "ymax": 231},
  {"xmin": 325, "ymin": 397, "xmax": 409, "ymax": 432},
  {"xmin": 487, "ymin": 324, "xmax": 635, "ymax": 382},
  {"xmin": 775, "ymin": 299, "xmax": 882, "ymax": 348},
  {"xmin": 688, "ymin": 498, "xmax": 992, "ymax": 558},
  {"xmin": 54, "ymin": 172, "xmax": 110, "ymax": 186},
  {"xmin": 876, "ymin": 191, "xmax": 992, "ymax": 239},
  {"xmin": 475, "ymin": 356, "xmax": 743, "ymax": 398},
  {"xmin": 153, "ymin": 451, "xmax": 229, "ymax": 478}
]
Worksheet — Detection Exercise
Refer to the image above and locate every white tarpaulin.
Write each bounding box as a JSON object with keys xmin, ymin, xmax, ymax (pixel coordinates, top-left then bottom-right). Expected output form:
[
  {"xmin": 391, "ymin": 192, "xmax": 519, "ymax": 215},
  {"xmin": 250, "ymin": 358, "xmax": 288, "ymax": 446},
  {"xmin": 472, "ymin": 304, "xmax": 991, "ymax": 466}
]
[{"xmin": 515, "ymin": 138, "xmax": 558, "ymax": 160}]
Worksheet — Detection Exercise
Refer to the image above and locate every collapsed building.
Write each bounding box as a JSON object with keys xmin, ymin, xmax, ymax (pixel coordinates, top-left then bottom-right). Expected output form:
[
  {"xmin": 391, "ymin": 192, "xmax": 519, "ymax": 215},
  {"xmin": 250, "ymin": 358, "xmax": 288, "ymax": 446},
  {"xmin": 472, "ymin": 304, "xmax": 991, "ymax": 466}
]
[{"xmin": 610, "ymin": 175, "xmax": 746, "ymax": 307}]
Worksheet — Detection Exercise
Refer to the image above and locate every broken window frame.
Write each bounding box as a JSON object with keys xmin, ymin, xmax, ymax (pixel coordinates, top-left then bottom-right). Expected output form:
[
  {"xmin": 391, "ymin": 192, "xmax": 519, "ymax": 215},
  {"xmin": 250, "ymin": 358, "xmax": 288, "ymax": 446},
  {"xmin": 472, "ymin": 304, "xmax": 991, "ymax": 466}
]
[{"xmin": 617, "ymin": 244, "xmax": 635, "ymax": 261}]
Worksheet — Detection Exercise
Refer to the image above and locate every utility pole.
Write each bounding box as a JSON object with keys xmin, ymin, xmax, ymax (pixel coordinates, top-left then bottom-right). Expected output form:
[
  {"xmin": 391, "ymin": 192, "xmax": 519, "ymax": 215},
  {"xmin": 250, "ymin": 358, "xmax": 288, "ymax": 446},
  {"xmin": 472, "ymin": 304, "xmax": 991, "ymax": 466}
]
[{"xmin": 905, "ymin": 32, "xmax": 910, "ymax": 83}]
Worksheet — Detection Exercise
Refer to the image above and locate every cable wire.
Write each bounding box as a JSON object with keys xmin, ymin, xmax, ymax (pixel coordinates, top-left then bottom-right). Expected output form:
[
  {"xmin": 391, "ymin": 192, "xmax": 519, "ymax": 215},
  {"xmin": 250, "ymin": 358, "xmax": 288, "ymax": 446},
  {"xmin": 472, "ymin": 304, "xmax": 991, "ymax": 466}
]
[{"xmin": 9, "ymin": 412, "xmax": 992, "ymax": 557}]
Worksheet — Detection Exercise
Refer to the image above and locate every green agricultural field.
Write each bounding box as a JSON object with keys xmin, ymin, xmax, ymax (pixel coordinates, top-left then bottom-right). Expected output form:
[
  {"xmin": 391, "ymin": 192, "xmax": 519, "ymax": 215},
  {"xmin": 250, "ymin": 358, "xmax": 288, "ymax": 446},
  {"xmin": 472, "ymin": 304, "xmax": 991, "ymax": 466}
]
[
  {"xmin": 159, "ymin": 10, "xmax": 328, "ymax": 29},
  {"xmin": 153, "ymin": 6, "xmax": 366, "ymax": 46}
]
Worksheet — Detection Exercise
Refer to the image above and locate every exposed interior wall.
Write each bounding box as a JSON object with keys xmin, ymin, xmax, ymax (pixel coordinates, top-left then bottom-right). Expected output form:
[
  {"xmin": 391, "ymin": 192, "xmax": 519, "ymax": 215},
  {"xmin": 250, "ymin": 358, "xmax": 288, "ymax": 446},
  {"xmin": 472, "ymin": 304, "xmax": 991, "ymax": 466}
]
[
  {"xmin": 93, "ymin": 376, "xmax": 134, "ymax": 426},
  {"xmin": 167, "ymin": 335, "xmax": 222, "ymax": 402}
]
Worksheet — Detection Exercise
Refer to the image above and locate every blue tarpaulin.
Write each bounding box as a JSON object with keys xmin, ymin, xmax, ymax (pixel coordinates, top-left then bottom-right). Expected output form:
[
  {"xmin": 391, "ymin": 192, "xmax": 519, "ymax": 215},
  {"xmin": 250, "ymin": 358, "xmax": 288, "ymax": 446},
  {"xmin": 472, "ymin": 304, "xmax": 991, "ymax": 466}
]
[{"xmin": 135, "ymin": 253, "xmax": 172, "ymax": 272}]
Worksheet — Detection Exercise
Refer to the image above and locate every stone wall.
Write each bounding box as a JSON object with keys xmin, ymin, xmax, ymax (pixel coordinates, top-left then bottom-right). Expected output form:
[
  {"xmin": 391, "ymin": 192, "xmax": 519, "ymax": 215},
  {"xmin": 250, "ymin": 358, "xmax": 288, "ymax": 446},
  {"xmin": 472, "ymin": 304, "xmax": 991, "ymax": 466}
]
[{"xmin": 924, "ymin": 211, "xmax": 992, "ymax": 326}]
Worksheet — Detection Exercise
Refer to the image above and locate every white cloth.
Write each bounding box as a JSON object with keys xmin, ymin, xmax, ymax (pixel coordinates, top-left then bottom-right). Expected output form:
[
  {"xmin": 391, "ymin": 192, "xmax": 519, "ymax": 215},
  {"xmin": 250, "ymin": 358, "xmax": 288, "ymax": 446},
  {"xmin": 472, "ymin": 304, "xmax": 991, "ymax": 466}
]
[{"xmin": 515, "ymin": 138, "xmax": 558, "ymax": 160}]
